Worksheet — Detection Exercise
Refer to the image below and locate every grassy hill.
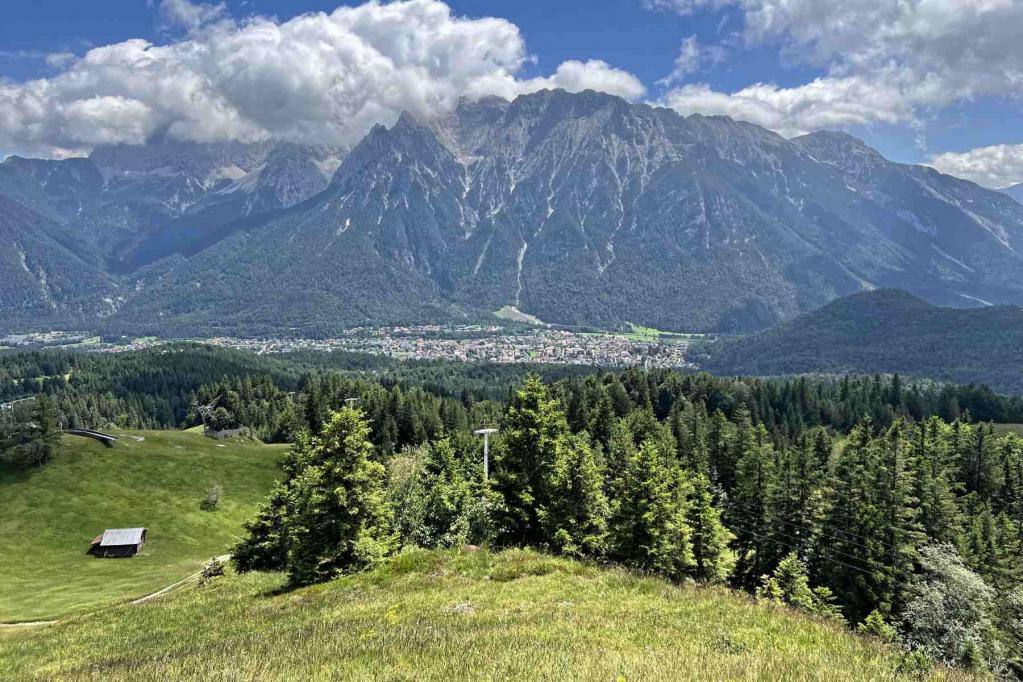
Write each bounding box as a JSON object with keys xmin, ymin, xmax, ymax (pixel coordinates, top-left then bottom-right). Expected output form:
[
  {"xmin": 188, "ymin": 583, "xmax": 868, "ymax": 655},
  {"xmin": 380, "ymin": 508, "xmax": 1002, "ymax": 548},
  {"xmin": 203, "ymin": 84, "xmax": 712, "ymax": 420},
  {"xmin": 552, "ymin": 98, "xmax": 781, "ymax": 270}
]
[
  {"xmin": 697, "ymin": 289, "xmax": 1023, "ymax": 395},
  {"xmin": 0, "ymin": 548, "xmax": 966, "ymax": 681},
  {"xmin": 0, "ymin": 430, "xmax": 285, "ymax": 621}
]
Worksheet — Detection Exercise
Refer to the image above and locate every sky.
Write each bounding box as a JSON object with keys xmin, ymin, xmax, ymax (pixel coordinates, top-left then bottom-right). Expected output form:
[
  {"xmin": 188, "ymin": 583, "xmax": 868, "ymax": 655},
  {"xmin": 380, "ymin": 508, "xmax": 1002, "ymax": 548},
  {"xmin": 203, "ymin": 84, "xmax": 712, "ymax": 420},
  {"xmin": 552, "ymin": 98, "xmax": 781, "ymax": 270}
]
[{"xmin": 1, "ymin": 0, "xmax": 1021, "ymax": 188}]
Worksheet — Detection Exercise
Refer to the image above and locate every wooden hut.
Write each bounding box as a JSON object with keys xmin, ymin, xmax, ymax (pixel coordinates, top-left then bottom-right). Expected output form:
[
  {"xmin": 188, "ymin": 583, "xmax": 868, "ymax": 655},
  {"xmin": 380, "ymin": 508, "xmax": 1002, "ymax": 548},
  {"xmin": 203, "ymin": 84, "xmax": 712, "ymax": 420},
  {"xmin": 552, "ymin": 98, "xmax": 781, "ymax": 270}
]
[{"xmin": 88, "ymin": 527, "xmax": 147, "ymax": 558}]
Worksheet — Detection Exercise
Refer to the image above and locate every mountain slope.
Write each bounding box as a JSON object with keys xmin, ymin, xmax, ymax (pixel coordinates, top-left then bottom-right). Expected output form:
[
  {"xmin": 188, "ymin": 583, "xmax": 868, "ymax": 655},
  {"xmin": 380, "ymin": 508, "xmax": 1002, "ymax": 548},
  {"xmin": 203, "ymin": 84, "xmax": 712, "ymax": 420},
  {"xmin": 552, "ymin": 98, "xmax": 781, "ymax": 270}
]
[
  {"xmin": 0, "ymin": 194, "xmax": 115, "ymax": 324},
  {"xmin": 0, "ymin": 139, "xmax": 344, "ymax": 272},
  {"xmin": 1, "ymin": 549, "xmax": 927, "ymax": 680},
  {"xmin": 4, "ymin": 89, "xmax": 1023, "ymax": 335},
  {"xmin": 1003, "ymin": 183, "xmax": 1023, "ymax": 205},
  {"xmin": 698, "ymin": 289, "xmax": 1023, "ymax": 394},
  {"xmin": 121, "ymin": 90, "xmax": 1023, "ymax": 335}
]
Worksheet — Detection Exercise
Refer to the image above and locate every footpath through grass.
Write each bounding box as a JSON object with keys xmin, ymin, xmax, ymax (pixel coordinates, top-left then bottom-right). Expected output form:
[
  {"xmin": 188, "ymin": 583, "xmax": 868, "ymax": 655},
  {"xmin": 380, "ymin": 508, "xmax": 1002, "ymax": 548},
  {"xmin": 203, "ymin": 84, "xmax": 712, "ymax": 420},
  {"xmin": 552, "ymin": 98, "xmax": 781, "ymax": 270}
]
[
  {"xmin": 0, "ymin": 430, "xmax": 284, "ymax": 621},
  {"xmin": 0, "ymin": 549, "xmax": 973, "ymax": 681}
]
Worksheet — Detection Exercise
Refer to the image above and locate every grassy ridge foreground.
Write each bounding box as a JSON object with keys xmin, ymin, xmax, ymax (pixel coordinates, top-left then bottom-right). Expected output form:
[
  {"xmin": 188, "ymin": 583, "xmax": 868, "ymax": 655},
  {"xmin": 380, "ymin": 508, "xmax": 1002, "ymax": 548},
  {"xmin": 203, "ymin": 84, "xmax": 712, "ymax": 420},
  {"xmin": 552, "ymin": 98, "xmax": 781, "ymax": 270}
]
[
  {"xmin": 0, "ymin": 430, "xmax": 285, "ymax": 621},
  {"xmin": 1, "ymin": 549, "xmax": 968, "ymax": 681}
]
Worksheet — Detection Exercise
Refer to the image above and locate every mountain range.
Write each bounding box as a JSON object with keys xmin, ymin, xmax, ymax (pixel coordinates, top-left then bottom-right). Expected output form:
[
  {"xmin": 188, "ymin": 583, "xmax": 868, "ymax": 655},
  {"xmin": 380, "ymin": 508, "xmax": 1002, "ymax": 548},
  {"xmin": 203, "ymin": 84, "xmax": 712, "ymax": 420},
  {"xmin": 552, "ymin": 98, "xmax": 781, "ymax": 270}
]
[
  {"xmin": 3, "ymin": 89, "xmax": 1023, "ymax": 336},
  {"xmin": 697, "ymin": 289, "xmax": 1023, "ymax": 395}
]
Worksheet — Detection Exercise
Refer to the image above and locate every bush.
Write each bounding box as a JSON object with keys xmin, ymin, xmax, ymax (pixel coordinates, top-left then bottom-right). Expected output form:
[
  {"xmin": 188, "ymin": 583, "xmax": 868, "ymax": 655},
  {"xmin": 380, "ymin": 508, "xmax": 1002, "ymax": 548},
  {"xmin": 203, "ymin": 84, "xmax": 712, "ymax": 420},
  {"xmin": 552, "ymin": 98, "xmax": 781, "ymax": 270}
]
[
  {"xmin": 900, "ymin": 543, "xmax": 1000, "ymax": 671},
  {"xmin": 200, "ymin": 556, "xmax": 227, "ymax": 585},
  {"xmin": 758, "ymin": 552, "xmax": 844, "ymax": 622},
  {"xmin": 858, "ymin": 610, "xmax": 897, "ymax": 643},
  {"xmin": 200, "ymin": 484, "xmax": 223, "ymax": 512}
]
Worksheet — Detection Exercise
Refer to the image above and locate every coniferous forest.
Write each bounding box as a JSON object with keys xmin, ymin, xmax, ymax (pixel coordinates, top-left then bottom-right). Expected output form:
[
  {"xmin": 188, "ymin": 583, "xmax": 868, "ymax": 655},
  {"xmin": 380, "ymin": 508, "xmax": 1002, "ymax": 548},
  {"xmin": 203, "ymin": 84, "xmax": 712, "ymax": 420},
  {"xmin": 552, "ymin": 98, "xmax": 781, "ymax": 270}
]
[{"xmin": 5, "ymin": 346, "xmax": 1023, "ymax": 673}]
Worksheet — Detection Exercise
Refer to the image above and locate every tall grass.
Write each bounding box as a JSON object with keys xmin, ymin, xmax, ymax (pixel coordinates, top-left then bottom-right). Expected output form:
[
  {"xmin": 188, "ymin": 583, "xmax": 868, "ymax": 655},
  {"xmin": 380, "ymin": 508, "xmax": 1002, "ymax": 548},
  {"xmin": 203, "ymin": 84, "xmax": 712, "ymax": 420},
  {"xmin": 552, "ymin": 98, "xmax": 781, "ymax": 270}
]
[{"xmin": 0, "ymin": 549, "xmax": 973, "ymax": 681}]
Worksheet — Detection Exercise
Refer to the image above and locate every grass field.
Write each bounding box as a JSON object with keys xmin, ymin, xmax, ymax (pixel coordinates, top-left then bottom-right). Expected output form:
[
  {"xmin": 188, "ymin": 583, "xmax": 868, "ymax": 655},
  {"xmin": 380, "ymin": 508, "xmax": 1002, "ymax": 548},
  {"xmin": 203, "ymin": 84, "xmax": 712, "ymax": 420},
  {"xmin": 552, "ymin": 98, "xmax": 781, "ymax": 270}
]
[
  {"xmin": 994, "ymin": 424, "xmax": 1023, "ymax": 437},
  {"xmin": 0, "ymin": 430, "xmax": 285, "ymax": 622},
  {"xmin": 0, "ymin": 548, "xmax": 968, "ymax": 681},
  {"xmin": 493, "ymin": 305, "xmax": 546, "ymax": 326}
]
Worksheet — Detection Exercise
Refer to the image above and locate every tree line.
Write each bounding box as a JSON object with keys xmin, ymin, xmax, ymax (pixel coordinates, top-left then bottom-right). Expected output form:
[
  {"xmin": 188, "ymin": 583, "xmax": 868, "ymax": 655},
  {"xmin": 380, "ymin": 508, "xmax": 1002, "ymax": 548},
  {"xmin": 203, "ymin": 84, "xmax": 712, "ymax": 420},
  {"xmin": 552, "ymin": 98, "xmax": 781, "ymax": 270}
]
[{"xmin": 234, "ymin": 373, "xmax": 1023, "ymax": 675}]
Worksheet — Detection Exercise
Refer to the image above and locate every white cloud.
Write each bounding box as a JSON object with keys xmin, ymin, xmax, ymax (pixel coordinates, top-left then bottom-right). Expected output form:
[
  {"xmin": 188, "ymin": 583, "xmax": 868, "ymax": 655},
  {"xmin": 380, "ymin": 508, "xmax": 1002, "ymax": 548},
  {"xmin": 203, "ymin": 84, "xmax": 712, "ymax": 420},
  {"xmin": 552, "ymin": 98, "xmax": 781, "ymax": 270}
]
[
  {"xmin": 664, "ymin": 75, "xmax": 914, "ymax": 137},
  {"xmin": 0, "ymin": 0, "xmax": 644, "ymax": 158},
  {"xmin": 516, "ymin": 60, "xmax": 646, "ymax": 101},
  {"xmin": 929, "ymin": 144, "xmax": 1023, "ymax": 189},
  {"xmin": 654, "ymin": 0, "xmax": 1023, "ymax": 137},
  {"xmin": 44, "ymin": 52, "xmax": 76, "ymax": 69},
  {"xmin": 657, "ymin": 36, "xmax": 726, "ymax": 87},
  {"xmin": 159, "ymin": 0, "xmax": 227, "ymax": 32}
]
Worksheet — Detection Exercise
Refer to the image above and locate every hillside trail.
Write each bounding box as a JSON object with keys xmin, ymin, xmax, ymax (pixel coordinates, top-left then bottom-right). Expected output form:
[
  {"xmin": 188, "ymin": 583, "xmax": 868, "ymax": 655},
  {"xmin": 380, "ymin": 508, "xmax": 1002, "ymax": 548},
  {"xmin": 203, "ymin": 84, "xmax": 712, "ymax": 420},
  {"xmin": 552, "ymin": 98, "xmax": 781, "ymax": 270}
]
[{"xmin": 0, "ymin": 554, "xmax": 231, "ymax": 629}]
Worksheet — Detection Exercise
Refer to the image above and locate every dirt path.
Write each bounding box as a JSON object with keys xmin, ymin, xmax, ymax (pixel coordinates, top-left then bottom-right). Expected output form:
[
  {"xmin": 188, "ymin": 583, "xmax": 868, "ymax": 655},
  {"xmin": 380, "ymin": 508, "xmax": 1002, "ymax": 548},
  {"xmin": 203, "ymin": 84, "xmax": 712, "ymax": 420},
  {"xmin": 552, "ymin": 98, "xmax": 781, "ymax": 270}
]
[{"xmin": 0, "ymin": 555, "xmax": 230, "ymax": 629}]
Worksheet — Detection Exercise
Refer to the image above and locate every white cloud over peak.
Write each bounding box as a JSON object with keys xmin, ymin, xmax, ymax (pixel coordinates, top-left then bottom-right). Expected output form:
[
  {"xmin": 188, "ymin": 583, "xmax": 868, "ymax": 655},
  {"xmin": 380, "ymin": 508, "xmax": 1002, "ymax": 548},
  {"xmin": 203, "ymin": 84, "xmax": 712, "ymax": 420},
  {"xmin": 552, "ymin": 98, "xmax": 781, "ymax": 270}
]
[
  {"xmin": 0, "ymin": 0, "xmax": 644, "ymax": 158},
  {"xmin": 929, "ymin": 144, "xmax": 1023, "ymax": 189},
  {"xmin": 517, "ymin": 60, "xmax": 646, "ymax": 101},
  {"xmin": 653, "ymin": 0, "xmax": 1023, "ymax": 138}
]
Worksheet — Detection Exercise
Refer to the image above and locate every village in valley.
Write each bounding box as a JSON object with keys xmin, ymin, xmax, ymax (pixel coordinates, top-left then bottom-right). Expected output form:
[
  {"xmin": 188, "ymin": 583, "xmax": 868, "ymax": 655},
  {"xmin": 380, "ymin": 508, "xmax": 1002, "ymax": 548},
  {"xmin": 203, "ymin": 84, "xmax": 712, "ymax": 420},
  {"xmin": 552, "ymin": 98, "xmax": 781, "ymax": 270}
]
[{"xmin": 1, "ymin": 324, "xmax": 699, "ymax": 369}]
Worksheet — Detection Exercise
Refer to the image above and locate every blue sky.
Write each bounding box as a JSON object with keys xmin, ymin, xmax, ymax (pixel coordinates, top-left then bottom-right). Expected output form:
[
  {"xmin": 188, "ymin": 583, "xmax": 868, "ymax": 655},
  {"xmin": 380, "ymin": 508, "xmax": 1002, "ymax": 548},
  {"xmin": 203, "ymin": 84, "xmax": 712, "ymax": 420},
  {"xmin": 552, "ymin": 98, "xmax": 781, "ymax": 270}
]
[{"xmin": 1, "ymin": 0, "xmax": 1021, "ymax": 187}]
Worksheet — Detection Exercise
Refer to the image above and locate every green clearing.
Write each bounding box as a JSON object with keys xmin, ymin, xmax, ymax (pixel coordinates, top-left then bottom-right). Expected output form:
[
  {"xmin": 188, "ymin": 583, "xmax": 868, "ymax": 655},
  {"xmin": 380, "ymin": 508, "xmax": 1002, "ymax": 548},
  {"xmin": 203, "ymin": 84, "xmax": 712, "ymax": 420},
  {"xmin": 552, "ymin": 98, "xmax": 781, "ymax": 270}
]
[
  {"xmin": 0, "ymin": 430, "xmax": 285, "ymax": 621},
  {"xmin": 493, "ymin": 305, "xmax": 545, "ymax": 326},
  {"xmin": 994, "ymin": 424, "xmax": 1023, "ymax": 437},
  {"xmin": 0, "ymin": 548, "xmax": 967, "ymax": 681},
  {"xmin": 621, "ymin": 322, "xmax": 707, "ymax": 344}
]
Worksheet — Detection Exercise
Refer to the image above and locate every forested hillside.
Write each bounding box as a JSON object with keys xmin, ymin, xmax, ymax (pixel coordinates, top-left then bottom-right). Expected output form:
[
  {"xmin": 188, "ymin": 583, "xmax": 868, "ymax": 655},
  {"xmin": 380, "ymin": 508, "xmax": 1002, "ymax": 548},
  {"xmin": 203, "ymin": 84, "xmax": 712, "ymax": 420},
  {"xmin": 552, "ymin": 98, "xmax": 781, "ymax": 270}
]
[{"xmin": 698, "ymin": 289, "xmax": 1023, "ymax": 394}]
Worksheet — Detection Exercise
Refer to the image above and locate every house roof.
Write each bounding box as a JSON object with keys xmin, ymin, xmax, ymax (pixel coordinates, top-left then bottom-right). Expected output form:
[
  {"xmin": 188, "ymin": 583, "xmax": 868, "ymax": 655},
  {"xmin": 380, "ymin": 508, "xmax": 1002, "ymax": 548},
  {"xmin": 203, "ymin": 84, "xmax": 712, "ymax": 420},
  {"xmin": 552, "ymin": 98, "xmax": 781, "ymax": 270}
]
[{"xmin": 99, "ymin": 528, "xmax": 146, "ymax": 546}]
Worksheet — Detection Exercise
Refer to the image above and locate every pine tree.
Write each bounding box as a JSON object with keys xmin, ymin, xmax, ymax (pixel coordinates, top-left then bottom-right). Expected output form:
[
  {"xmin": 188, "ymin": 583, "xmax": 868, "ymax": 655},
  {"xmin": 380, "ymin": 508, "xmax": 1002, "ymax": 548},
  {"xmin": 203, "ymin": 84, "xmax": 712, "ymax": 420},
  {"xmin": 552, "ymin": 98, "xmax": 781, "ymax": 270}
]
[
  {"xmin": 284, "ymin": 406, "xmax": 395, "ymax": 585},
  {"xmin": 496, "ymin": 374, "xmax": 570, "ymax": 545},
  {"xmin": 687, "ymin": 472, "xmax": 732, "ymax": 582},
  {"xmin": 233, "ymin": 482, "xmax": 291, "ymax": 573},
  {"xmin": 729, "ymin": 424, "xmax": 778, "ymax": 588},
  {"xmin": 538, "ymin": 434, "xmax": 610, "ymax": 557},
  {"xmin": 609, "ymin": 441, "xmax": 693, "ymax": 579}
]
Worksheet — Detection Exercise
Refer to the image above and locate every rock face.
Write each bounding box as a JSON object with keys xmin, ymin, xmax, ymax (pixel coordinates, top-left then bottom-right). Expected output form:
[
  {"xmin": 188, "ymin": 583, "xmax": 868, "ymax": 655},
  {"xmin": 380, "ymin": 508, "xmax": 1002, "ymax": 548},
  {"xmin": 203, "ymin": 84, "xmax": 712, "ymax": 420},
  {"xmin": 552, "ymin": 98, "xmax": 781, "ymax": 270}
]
[{"xmin": 2, "ymin": 89, "xmax": 1023, "ymax": 334}]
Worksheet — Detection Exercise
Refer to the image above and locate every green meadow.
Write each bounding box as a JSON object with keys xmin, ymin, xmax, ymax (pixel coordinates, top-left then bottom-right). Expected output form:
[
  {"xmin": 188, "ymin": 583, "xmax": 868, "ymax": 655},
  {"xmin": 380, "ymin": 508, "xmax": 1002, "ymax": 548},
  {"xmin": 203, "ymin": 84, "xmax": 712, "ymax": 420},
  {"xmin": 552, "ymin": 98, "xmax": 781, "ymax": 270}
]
[
  {"xmin": 0, "ymin": 430, "xmax": 285, "ymax": 621},
  {"xmin": 0, "ymin": 548, "xmax": 969, "ymax": 681}
]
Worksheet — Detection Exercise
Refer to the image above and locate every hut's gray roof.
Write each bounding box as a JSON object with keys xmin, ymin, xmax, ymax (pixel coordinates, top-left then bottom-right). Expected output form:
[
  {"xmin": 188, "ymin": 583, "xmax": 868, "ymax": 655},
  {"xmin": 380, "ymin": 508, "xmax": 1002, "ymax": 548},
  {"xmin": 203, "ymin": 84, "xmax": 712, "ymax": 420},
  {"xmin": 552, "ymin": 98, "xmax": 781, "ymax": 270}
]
[{"xmin": 100, "ymin": 528, "xmax": 146, "ymax": 546}]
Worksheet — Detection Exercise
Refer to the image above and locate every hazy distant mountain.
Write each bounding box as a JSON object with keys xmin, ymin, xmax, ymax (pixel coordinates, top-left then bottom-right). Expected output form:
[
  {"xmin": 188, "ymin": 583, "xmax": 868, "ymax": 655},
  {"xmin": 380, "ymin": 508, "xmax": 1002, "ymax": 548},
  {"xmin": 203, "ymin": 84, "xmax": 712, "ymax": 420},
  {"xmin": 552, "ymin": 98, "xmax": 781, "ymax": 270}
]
[
  {"xmin": 1003, "ymin": 183, "xmax": 1023, "ymax": 205},
  {"xmin": 697, "ymin": 289, "xmax": 1023, "ymax": 394},
  {"xmin": 3, "ymin": 89, "xmax": 1023, "ymax": 336},
  {"xmin": 0, "ymin": 138, "xmax": 344, "ymax": 271}
]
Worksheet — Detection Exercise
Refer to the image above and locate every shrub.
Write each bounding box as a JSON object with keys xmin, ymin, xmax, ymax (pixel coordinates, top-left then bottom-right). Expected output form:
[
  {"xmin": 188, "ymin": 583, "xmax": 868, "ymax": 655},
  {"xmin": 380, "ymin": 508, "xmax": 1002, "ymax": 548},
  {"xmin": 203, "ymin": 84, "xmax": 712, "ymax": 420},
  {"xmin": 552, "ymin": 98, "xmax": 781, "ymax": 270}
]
[
  {"xmin": 200, "ymin": 484, "xmax": 223, "ymax": 512},
  {"xmin": 200, "ymin": 556, "xmax": 227, "ymax": 585},
  {"xmin": 858, "ymin": 610, "xmax": 897, "ymax": 643},
  {"xmin": 758, "ymin": 552, "xmax": 844, "ymax": 622},
  {"xmin": 900, "ymin": 543, "xmax": 1000, "ymax": 671}
]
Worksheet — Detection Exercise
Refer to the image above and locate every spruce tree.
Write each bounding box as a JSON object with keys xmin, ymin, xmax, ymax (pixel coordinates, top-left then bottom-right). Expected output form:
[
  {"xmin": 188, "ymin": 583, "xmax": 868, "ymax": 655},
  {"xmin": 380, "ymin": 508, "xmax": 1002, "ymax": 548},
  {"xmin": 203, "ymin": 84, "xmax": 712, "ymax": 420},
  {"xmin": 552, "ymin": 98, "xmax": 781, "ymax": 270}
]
[
  {"xmin": 538, "ymin": 434, "xmax": 610, "ymax": 557},
  {"xmin": 284, "ymin": 406, "xmax": 394, "ymax": 585},
  {"xmin": 687, "ymin": 472, "xmax": 732, "ymax": 582},
  {"xmin": 609, "ymin": 441, "xmax": 693, "ymax": 579},
  {"xmin": 496, "ymin": 374, "xmax": 570, "ymax": 545},
  {"xmin": 729, "ymin": 424, "xmax": 778, "ymax": 588}
]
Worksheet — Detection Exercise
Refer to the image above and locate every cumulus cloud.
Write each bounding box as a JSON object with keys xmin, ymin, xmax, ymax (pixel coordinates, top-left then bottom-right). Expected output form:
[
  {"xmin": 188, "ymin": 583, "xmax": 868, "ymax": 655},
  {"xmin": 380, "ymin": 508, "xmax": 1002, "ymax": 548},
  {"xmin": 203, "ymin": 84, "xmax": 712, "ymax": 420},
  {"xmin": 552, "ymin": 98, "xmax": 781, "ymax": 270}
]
[
  {"xmin": 653, "ymin": 0, "xmax": 1023, "ymax": 137},
  {"xmin": 0, "ymin": 0, "xmax": 644, "ymax": 158},
  {"xmin": 665, "ymin": 75, "xmax": 914, "ymax": 137},
  {"xmin": 517, "ymin": 60, "xmax": 646, "ymax": 101},
  {"xmin": 929, "ymin": 144, "xmax": 1023, "ymax": 189}
]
